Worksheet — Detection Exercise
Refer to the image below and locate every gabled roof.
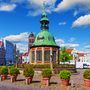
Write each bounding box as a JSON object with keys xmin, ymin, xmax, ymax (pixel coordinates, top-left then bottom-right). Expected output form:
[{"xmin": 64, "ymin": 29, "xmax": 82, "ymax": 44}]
[
  {"xmin": 0, "ymin": 41, "xmax": 2, "ymax": 47},
  {"xmin": 66, "ymin": 49, "xmax": 73, "ymax": 52},
  {"xmin": 78, "ymin": 53, "xmax": 84, "ymax": 57},
  {"xmin": 22, "ymin": 52, "xmax": 29, "ymax": 56}
]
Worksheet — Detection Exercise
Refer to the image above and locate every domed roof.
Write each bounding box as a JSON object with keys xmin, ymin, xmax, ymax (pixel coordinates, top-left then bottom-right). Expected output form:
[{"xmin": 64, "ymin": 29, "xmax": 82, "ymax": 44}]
[
  {"xmin": 31, "ymin": 28, "xmax": 58, "ymax": 47},
  {"xmin": 30, "ymin": 11, "xmax": 59, "ymax": 48},
  {"xmin": 40, "ymin": 12, "xmax": 49, "ymax": 22}
]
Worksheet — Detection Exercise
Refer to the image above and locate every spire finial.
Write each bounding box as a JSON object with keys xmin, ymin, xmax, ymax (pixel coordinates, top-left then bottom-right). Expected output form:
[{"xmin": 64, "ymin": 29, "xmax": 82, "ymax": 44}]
[{"xmin": 43, "ymin": 1, "xmax": 46, "ymax": 12}]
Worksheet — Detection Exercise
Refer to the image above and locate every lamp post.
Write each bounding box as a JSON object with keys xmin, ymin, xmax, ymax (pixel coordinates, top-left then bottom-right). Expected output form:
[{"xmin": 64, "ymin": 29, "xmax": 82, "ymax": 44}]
[
  {"xmin": 75, "ymin": 56, "xmax": 77, "ymax": 68},
  {"xmin": 16, "ymin": 55, "xmax": 18, "ymax": 68},
  {"xmin": 63, "ymin": 57, "xmax": 65, "ymax": 64},
  {"xmin": 50, "ymin": 54, "xmax": 53, "ymax": 73},
  {"xmin": 19, "ymin": 57, "xmax": 21, "ymax": 64}
]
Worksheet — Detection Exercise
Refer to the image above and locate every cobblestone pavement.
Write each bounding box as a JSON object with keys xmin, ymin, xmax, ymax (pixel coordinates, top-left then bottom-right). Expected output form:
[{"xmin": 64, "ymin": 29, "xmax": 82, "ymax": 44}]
[{"xmin": 0, "ymin": 69, "xmax": 90, "ymax": 90}]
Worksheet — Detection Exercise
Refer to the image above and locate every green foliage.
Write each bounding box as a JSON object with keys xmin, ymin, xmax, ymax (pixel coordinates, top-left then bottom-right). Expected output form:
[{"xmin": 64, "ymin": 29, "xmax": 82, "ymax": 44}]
[
  {"xmin": 8, "ymin": 66, "xmax": 12, "ymax": 69},
  {"xmin": 9, "ymin": 67, "xmax": 20, "ymax": 76},
  {"xmin": 18, "ymin": 64, "xmax": 50, "ymax": 68},
  {"xmin": 83, "ymin": 69, "xmax": 90, "ymax": 79},
  {"xmin": 23, "ymin": 64, "xmax": 34, "ymax": 77},
  {"xmin": 0, "ymin": 66, "xmax": 2, "ymax": 75},
  {"xmin": 41, "ymin": 68, "xmax": 52, "ymax": 78},
  {"xmin": 59, "ymin": 70, "xmax": 71, "ymax": 79},
  {"xmin": 0, "ymin": 66, "xmax": 8, "ymax": 75},
  {"xmin": 60, "ymin": 47, "xmax": 73, "ymax": 62}
]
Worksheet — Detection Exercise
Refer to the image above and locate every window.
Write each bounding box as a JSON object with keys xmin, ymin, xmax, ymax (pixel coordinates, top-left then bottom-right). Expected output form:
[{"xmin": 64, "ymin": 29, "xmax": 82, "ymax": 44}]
[
  {"xmin": 44, "ymin": 51, "xmax": 50, "ymax": 61},
  {"xmin": 52, "ymin": 51, "xmax": 56, "ymax": 61},
  {"xmin": 32, "ymin": 51, "xmax": 35, "ymax": 61},
  {"xmin": 30, "ymin": 39, "xmax": 32, "ymax": 43},
  {"xmin": 32, "ymin": 39, "xmax": 34, "ymax": 43},
  {"xmin": 36, "ymin": 51, "xmax": 42, "ymax": 61}
]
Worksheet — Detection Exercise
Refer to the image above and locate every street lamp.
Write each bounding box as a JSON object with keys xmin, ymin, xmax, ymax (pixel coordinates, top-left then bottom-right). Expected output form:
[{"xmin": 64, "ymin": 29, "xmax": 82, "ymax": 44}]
[
  {"xmin": 50, "ymin": 54, "xmax": 53, "ymax": 73},
  {"xmin": 63, "ymin": 57, "xmax": 65, "ymax": 64},
  {"xmin": 19, "ymin": 57, "xmax": 21, "ymax": 64},
  {"xmin": 75, "ymin": 56, "xmax": 77, "ymax": 68},
  {"xmin": 16, "ymin": 55, "xmax": 18, "ymax": 67}
]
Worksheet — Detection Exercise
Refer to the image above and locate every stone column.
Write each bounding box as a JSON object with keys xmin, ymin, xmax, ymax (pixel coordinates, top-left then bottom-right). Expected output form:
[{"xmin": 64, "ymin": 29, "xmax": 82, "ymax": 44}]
[
  {"xmin": 50, "ymin": 47, "xmax": 52, "ymax": 63},
  {"xmin": 42, "ymin": 47, "xmax": 44, "ymax": 63},
  {"xmin": 56, "ymin": 49, "xmax": 58, "ymax": 64},
  {"xmin": 35, "ymin": 48, "xmax": 37, "ymax": 63},
  {"xmin": 30, "ymin": 49, "xmax": 32, "ymax": 64}
]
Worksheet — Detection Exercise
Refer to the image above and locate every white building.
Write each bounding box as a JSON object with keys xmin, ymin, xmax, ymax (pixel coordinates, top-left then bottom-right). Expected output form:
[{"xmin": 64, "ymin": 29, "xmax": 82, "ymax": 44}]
[
  {"xmin": 3, "ymin": 39, "xmax": 13, "ymax": 64},
  {"xmin": 71, "ymin": 48, "xmax": 78, "ymax": 61},
  {"xmin": 22, "ymin": 52, "xmax": 30, "ymax": 64},
  {"xmin": 85, "ymin": 53, "xmax": 90, "ymax": 63}
]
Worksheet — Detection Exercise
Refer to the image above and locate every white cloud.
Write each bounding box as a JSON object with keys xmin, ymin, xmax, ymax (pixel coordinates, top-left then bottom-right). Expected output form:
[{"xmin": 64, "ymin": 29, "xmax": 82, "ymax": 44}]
[
  {"xmin": 84, "ymin": 46, "xmax": 90, "ymax": 49},
  {"xmin": 58, "ymin": 22, "xmax": 66, "ymax": 25},
  {"xmin": 77, "ymin": 50, "xmax": 84, "ymax": 53},
  {"xmin": 55, "ymin": 39, "xmax": 64, "ymax": 45},
  {"xmin": 72, "ymin": 14, "xmax": 90, "ymax": 28},
  {"xmin": 4, "ymin": 32, "xmax": 28, "ymax": 43},
  {"xmin": 54, "ymin": 0, "xmax": 90, "ymax": 12},
  {"xmin": 0, "ymin": 3, "xmax": 16, "ymax": 11},
  {"xmin": 68, "ymin": 37, "xmax": 76, "ymax": 42},
  {"xmin": 74, "ymin": 10, "xmax": 78, "ymax": 16},
  {"xmin": 16, "ymin": 43, "xmax": 28, "ymax": 53},
  {"xmin": 26, "ymin": 0, "xmax": 56, "ymax": 16},
  {"xmin": 60, "ymin": 44, "xmax": 79, "ymax": 48}
]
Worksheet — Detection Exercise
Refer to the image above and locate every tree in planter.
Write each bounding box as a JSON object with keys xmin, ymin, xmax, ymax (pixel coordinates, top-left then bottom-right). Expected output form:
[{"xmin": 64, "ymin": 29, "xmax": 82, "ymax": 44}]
[
  {"xmin": 60, "ymin": 47, "xmax": 73, "ymax": 63},
  {"xmin": 23, "ymin": 64, "xmax": 34, "ymax": 84},
  {"xmin": 59, "ymin": 70, "xmax": 71, "ymax": 86},
  {"xmin": 0, "ymin": 66, "xmax": 8, "ymax": 80},
  {"xmin": 83, "ymin": 69, "xmax": 90, "ymax": 86},
  {"xmin": 41, "ymin": 68, "xmax": 52, "ymax": 85},
  {"xmin": 9, "ymin": 67, "xmax": 20, "ymax": 81},
  {"xmin": 8, "ymin": 66, "xmax": 12, "ymax": 72}
]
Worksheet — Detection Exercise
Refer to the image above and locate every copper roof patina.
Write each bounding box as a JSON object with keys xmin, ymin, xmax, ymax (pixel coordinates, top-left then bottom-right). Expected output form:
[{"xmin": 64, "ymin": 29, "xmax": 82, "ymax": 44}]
[{"xmin": 30, "ymin": 12, "xmax": 59, "ymax": 48}]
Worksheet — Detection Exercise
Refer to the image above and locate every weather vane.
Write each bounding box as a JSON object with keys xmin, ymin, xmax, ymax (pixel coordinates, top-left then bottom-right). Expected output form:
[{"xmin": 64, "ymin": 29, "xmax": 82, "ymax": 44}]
[{"xmin": 43, "ymin": 1, "xmax": 46, "ymax": 12}]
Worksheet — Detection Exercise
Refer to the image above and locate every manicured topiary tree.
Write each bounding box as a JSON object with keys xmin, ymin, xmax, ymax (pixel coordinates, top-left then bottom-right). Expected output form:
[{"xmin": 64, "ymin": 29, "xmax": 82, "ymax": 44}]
[
  {"xmin": 83, "ymin": 69, "xmax": 90, "ymax": 86},
  {"xmin": 41, "ymin": 68, "xmax": 52, "ymax": 78},
  {"xmin": 59, "ymin": 70, "xmax": 71, "ymax": 86},
  {"xmin": 0, "ymin": 66, "xmax": 8, "ymax": 80},
  {"xmin": 23, "ymin": 64, "xmax": 34, "ymax": 83},
  {"xmin": 41, "ymin": 68, "xmax": 52, "ymax": 85},
  {"xmin": 9, "ymin": 67, "xmax": 20, "ymax": 81},
  {"xmin": 59, "ymin": 70, "xmax": 71, "ymax": 79}
]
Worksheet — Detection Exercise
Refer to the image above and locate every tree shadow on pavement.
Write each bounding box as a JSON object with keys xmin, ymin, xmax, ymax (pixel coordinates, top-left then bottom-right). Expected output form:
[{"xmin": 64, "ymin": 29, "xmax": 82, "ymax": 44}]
[
  {"xmin": 49, "ymin": 82, "xmax": 57, "ymax": 85},
  {"xmin": 32, "ymin": 81, "xmax": 41, "ymax": 83},
  {"xmin": 17, "ymin": 79, "xmax": 25, "ymax": 82}
]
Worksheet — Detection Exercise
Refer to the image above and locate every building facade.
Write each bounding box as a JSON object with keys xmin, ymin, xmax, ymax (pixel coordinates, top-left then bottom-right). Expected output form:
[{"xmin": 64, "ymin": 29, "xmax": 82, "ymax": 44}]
[
  {"xmin": 22, "ymin": 52, "xmax": 30, "ymax": 64},
  {"xmin": 0, "ymin": 39, "xmax": 5, "ymax": 65},
  {"xmin": 28, "ymin": 32, "xmax": 35, "ymax": 51},
  {"xmin": 3, "ymin": 39, "xmax": 13, "ymax": 64},
  {"xmin": 13, "ymin": 44, "xmax": 16, "ymax": 63}
]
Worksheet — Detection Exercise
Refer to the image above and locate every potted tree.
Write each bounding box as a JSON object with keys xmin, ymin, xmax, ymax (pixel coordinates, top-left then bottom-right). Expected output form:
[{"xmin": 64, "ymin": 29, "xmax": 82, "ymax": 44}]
[
  {"xmin": 23, "ymin": 65, "xmax": 34, "ymax": 84},
  {"xmin": 83, "ymin": 69, "xmax": 90, "ymax": 86},
  {"xmin": 0, "ymin": 66, "xmax": 8, "ymax": 80},
  {"xmin": 8, "ymin": 66, "xmax": 12, "ymax": 72},
  {"xmin": 59, "ymin": 70, "xmax": 71, "ymax": 86},
  {"xmin": 9, "ymin": 67, "xmax": 20, "ymax": 81},
  {"xmin": 41, "ymin": 68, "xmax": 52, "ymax": 85}
]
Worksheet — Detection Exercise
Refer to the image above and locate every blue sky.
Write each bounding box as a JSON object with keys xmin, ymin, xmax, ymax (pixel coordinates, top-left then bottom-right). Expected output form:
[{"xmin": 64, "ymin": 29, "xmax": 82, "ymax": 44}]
[{"xmin": 0, "ymin": 0, "xmax": 90, "ymax": 53}]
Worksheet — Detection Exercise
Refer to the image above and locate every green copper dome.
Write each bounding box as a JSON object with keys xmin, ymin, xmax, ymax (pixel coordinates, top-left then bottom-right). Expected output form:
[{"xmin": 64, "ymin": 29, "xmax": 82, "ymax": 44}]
[
  {"xmin": 31, "ymin": 28, "xmax": 58, "ymax": 47},
  {"xmin": 40, "ymin": 12, "xmax": 49, "ymax": 22},
  {"xmin": 30, "ymin": 11, "xmax": 59, "ymax": 48}
]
